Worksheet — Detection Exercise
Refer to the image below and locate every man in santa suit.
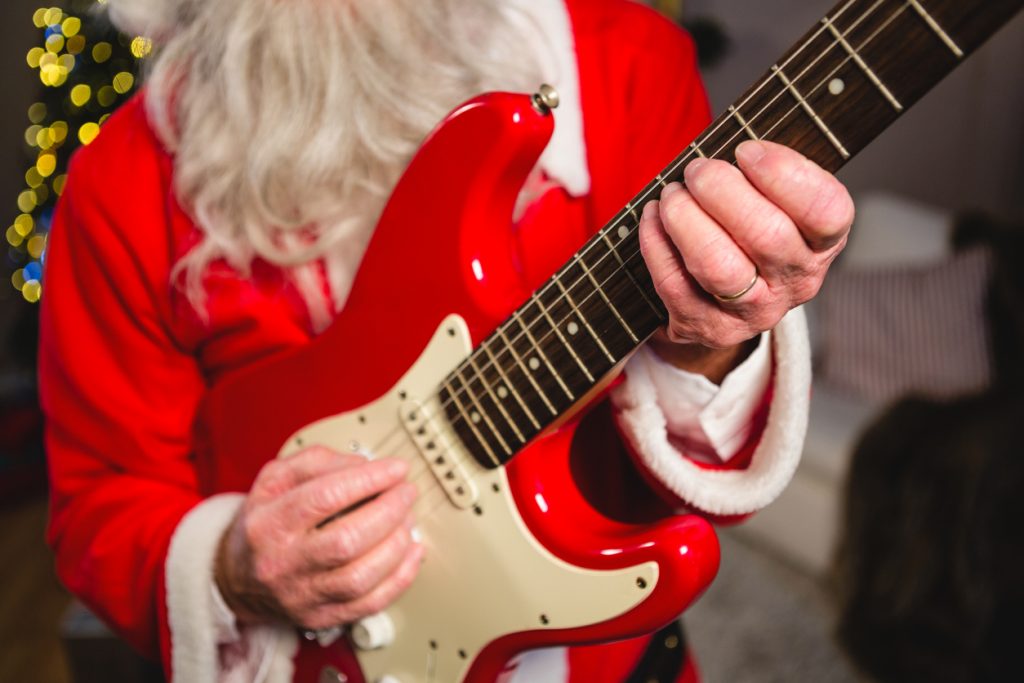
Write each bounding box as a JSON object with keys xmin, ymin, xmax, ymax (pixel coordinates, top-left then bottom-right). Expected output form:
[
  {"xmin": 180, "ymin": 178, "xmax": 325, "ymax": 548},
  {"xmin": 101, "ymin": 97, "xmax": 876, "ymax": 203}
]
[{"xmin": 39, "ymin": 0, "xmax": 853, "ymax": 681}]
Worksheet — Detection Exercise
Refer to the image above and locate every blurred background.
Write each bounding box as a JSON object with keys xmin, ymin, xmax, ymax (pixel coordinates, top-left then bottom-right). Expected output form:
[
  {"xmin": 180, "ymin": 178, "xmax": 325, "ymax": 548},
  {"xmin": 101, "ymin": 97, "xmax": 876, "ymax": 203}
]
[{"xmin": 1, "ymin": 1, "xmax": 1021, "ymax": 682}]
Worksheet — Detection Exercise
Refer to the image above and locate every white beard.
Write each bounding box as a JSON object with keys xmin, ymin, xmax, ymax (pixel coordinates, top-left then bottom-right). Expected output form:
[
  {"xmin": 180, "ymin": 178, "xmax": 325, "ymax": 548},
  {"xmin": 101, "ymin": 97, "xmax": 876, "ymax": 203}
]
[{"xmin": 108, "ymin": 0, "xmax": 545, "ymax": 324}]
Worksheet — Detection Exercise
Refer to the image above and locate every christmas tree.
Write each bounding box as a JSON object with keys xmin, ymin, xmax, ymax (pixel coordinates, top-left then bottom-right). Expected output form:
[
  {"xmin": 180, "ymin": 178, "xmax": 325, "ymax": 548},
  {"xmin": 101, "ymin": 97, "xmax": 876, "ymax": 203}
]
[{"xmin": 6, "ymin": 0, "xmax": 147, "ymax": 303}]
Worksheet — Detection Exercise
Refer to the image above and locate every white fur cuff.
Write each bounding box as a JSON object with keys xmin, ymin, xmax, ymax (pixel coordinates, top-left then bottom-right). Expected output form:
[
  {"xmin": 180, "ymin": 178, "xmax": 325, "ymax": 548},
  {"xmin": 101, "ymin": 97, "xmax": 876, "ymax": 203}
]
[
  {"xmin": 166, "ymin": 494, "xmax": 298, "ymax": 683},
  {"xmin": 611, "ymin": 308, "xmax": 811, "ymax": 516}
]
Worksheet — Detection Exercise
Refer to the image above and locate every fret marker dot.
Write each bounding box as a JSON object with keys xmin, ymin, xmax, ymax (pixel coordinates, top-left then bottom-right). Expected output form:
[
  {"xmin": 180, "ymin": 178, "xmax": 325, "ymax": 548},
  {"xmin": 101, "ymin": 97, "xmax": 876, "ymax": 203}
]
[
  {"xmin": 497, "ymin": 385, "xmax": 509, "ymax": 399},
  {"xmin": 828, "ymin": 78, "xmax": 845, "ymax": 96},
  {"xmin": 567, "ymin": 321, "xmax": 579, "ymax": 336},
  {"xmin": 470, "ymin": 411, "xmax": 481, "ymax": 424},
  {"xmin": 528, "ymin": 357, "xmax": 541, "ymax": 371},
  {"xmin": 617, "ymin": 225, "xmax": 630, "ymax": 240}
]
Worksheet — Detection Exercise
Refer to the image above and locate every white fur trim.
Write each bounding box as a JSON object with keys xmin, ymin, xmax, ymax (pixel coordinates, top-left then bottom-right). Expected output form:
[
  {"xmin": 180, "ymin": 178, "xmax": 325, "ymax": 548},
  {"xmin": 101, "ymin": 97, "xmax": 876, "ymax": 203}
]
[
  {"xmin": 611, "ymin": 308, "xmax": 811, "ymax": 516},
  {"xmin": 105, "ymin": 0, "xmax": 180, "ymax": 39},
  {"xmin": 511, "ymin": 0, "xmax": 590, "ymax": 196},
  {"xmin": 508, "ymin": 647, "xmax": 569, "ymax": 683},
  {"xmin": 166, "ymin": 494, "xmax": 298, "ymax": 683}
]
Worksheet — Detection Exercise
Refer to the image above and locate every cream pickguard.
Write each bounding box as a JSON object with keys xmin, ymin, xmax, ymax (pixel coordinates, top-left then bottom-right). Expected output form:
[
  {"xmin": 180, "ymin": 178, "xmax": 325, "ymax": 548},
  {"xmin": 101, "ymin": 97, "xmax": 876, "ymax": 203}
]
[{"xmin": 277, "ymin": 316, "xmax": 657, "ymax": 683}]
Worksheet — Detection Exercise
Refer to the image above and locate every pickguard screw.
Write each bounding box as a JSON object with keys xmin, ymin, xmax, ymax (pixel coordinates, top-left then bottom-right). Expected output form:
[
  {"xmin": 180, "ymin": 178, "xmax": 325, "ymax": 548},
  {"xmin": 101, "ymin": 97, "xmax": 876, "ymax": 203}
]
[{"xmin": 636, "ymin": 577, "xmax": 647, "ymax": 589}]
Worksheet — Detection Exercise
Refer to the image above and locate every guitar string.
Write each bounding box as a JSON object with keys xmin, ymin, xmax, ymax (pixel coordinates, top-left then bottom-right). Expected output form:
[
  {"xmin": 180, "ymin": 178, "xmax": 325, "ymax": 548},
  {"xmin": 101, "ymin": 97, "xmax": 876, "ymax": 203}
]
[
  {"xmin": 403, "ymin": 0, "xmax": 912, "ymax": 518},
  {"xmin": 348, "ymin": 0, "xmax": 874, "ymax": 488}
]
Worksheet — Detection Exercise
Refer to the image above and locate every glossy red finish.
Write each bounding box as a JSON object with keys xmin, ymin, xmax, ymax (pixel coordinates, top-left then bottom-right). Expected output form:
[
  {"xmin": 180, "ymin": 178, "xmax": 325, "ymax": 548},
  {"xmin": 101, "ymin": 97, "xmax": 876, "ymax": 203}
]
[{"xmin": 196, "ymin": 92, "xmax": 720, "ymax": 682}]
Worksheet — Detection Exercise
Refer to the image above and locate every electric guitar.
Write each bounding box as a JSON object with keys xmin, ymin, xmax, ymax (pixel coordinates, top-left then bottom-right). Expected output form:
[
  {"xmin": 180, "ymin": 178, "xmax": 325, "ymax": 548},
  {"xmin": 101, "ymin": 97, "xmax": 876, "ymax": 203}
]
[{"xmin": 195, "ymin": 1, "xmax": 1022, "ymax": 681}]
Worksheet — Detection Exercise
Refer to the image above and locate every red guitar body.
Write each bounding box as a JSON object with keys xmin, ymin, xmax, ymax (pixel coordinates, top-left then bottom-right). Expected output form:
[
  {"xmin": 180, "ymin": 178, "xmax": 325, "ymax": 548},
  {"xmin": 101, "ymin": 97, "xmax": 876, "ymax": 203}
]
[{"xmin": 196, "ymin": 92, "xmax": 720, "ymax": 683}]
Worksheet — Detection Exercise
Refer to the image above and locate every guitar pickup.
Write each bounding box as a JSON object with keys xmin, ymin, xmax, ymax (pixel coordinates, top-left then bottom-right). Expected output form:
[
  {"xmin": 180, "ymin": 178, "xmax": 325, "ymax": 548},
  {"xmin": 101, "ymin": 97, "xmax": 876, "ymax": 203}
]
[{"xmin": 402, "ymin": 399, "xmax": 478, "ymax": 509}]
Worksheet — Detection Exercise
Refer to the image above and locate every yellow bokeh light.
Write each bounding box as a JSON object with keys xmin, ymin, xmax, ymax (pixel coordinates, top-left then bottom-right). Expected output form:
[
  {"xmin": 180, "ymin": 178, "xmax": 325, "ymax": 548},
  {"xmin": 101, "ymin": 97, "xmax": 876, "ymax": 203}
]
[
  {"xmin": 14, "ymin": 214, "xmax": 34, "ymax": 236},
  {"xmin": 113, "ymin": 72, "xmax": 135, "ymax": 94},
  {"xmin": 37, "ymin": 153, "xmax": 57, "ymax": 178},
  {"xmin": 53, "ymin": 174, "xmax": 68, "ymax": 196},
  {"xmin": 32, "ymin": 9, "xmax": 47, "ymax": 28},
  {"xmin": 71, "ymin": 84, "xmax": 92, "ymax": 107},
  {"xmin": 58, "ymin": 54, "xmax": 75, "ymax": 70},
  {"xmin": 25, "ymin": 125, "xmax": 42, "ymax": 147},
  {"xmin": 27, "ymin": 47, "xmax": 45, "ymax": 68},
  {"xmin": 52, "ymin": 121, "xmax": 68, "ymax": 142},
  {"xmin": 92, "ymin": 42, "xmax": 112, "ymax": 63},
  {"xmin": 131, "ymin": 36, "xmax": 153, "ymax": 59},
  {"xmin": 18, "ymin": 190, "xmax": 37, "ymax": 213},
  {"xmin": 36, "ymin": 127, "xmax": 54, "ymax": 149},
  {"xmin": 7, "ymin": 228, "xmax": 24, "ymax": 249},
  {"xmin": 25, "ymin": 167, "xmax": 44, "ymax": 189},
  {"xmin": 39, "ymin": 52, "xmax": 57, "ymax": 68},
  {"xmin": 62, "ymin": 17, "xmax": 82, "ymax": 37},
  {"xmin": 28, "ymin": 235, "xmax": 47, "ymax": 259},
  {"xmin": 46, "ymin": 34, "xmax": 65, "ymax": 54},
  {"xmin": 79, "ymin": 122, "xmax": 101, "ymax": 145},
  {"xmin": 97, "ymin": 86, "xmax": 117, "ymax": 108},
  {"xmin": 23, "ymin": 280, "xmax": 42, "ymax": 303},
  {"xmin": 44, "ymin": 8, "xmax": 63, "ymax": 27},
  {"xmin": 67, "ymin": 34, "xmax": 86, "ymax": 55},
  {"xmin": 99, "ymin": 114, "xmax": 111, "ymax": 125},
  {"xmin": 28, "ymin": 102, "xmax": 47, "ymax": 124},
  {"xmin": 11, "ymin": 268, "xmax": 26, "ymax": 290}
]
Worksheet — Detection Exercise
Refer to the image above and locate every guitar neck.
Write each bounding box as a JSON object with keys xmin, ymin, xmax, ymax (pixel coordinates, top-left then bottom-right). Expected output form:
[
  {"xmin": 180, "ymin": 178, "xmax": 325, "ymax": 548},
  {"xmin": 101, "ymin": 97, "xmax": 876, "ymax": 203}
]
[{"xmin": 441, "ymin": 0, "xmax": 1022, "ymax": 469}]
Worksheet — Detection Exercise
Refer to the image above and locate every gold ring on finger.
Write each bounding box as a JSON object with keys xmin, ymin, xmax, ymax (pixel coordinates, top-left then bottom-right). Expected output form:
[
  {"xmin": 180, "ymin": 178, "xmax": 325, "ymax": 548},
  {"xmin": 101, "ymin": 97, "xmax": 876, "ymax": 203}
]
[{"xmin": 712, "ymin": 268, "xmax": 759, "ymax": 303}]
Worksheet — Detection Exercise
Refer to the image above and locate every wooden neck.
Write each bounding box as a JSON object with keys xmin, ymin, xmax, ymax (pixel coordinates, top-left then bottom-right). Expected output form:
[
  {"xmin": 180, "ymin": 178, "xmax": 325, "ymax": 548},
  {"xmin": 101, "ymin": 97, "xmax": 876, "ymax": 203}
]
[{"xmin": 441, "ymin": 0, "xmax": 1022, "ymax": 468}]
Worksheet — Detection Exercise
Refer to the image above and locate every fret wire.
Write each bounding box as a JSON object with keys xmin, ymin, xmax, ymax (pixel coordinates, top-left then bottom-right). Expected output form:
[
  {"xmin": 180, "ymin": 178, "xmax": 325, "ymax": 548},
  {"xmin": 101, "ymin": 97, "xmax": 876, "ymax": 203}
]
[
  {"xmin": 478, "ymin": 340, "xmax": 542, "ymax": 430},
  {"xmin": 771, "ymin": 64, "xmax": 851, "ymax": 159},
  {"xmin": 552, "ymin": 274, "xmax": 617, "ymax": 363},
  {"xmin": 906, "ymin": 0, "xmax": 964, "ymax": 57},
  {"xmin": 513, "ymin": 309, "xmax": 575, "ymax": 400},
  {"xmin": 728, "ymin": 105, "xmax": 760, "ymax": 140},
  {"xmin": 600, "ymin": 227, "xmax": 664, "ymax": 317},
  {"xmin": 445, "ymin": 379, "xmax": 502, "ymax": 467},
  {"xmin": 468, "ymin": 353, "xmax": 526, "ymax": 443},
  {"xmin": 573, "ymin": 253, "xmax": 640, "ymax": 343},
  {"xmin": 689, "ymin": 141, "xmax": 707, "ymax": 158},
  {"xmin": 821, "ymin": 16, "xmax": 903, "ymax": 111},
  {"xmin": 495, "ymin": 327, "xmax": 557, "ymax": 416},
  {"xmin": 531, "ymin": 292, "xmax": 595, "ymax": 383},
  {"xmin": 456, "ymin": 366, "xmax": 514, "ymax": 456}
]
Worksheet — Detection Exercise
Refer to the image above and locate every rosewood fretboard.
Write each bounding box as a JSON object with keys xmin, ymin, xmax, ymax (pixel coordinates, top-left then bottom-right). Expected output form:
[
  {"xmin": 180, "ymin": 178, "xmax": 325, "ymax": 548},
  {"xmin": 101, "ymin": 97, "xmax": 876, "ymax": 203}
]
[{"xmin": 440, "ymin": 0, "xmax": 1022, "ymax": 468}]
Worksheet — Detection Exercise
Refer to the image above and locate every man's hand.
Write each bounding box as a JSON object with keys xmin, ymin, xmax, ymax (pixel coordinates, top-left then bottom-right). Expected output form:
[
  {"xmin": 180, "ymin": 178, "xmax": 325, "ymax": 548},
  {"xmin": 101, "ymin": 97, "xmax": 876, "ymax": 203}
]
[
  {"xmin": 215, "ymin": 447, "xmax": 423, "ymax": 630},
  {"xmin": 639, "ymin": 139, "xmax": 854, "ymax": 361}
]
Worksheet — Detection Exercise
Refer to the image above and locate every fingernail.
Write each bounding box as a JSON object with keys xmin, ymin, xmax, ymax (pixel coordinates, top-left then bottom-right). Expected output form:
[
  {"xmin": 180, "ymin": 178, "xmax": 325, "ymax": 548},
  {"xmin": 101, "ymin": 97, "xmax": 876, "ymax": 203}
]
[
  {"xmin": 683, "ymin": 159, "xmax": 707, "ymax": 178},
  {"xmin": 641, "ymin": 200, "xmax": 659, "ymax": 220},
  {"xmin": 409, "ymin": 525, "xmax": 423, "ymax": 544},
  {"xmin": 736, "ymin": 140, "xmax": 767, "ymax": 165},
  {"xmin": 661, "ymin": 181, "xmax": 683, "ymax": 197}
]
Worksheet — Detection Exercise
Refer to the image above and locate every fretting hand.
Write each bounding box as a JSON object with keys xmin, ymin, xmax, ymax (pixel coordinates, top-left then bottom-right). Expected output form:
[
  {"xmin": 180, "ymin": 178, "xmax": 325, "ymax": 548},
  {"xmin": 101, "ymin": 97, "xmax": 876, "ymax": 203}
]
[{"xmin": 639, "ymin": 139, "xmax": 854, "ymax": 373}]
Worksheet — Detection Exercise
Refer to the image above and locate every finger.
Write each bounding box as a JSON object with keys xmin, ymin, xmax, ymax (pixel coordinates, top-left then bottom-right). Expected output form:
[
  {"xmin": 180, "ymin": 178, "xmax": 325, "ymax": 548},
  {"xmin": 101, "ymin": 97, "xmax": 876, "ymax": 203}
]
[
  {"xmin": 252, "ymin": 446, "xmax": 367, "ymax": 501},
  {"xmin": 283, "ymin": 457, "xmax": 411, "ymax": 530},
  {"xmin": 683, "ymin": 157, "xmax": 812, "ymax": 280},
  {"xmin": 302, "ymin": 482, "xmax": 417, "ymax": 567},
  {"xmin": 735, "ymin": 140, "xmax": 854, "ymax": 252},
  {"xmin": 656, "ymin": 182, "xmax": 764, "ymax": 305},
  {"xmin": 311, "ymin": 519, "xmax": 416, "ymax": 602},
  {"xmin": 303, "ymin": 542, "xmax": 425, "ymax": 629}
]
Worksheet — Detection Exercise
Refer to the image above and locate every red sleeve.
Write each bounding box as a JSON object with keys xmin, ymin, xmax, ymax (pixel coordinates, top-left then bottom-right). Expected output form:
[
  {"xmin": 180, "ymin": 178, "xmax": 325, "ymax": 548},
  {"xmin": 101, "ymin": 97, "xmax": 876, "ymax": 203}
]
[
  {"xmin": 569, "ymin": 0, "xmax": 713, "ymax": 226},
  {"xmin": 39, "ymin": 99, "xmax": 204, "ymax": 667}
]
